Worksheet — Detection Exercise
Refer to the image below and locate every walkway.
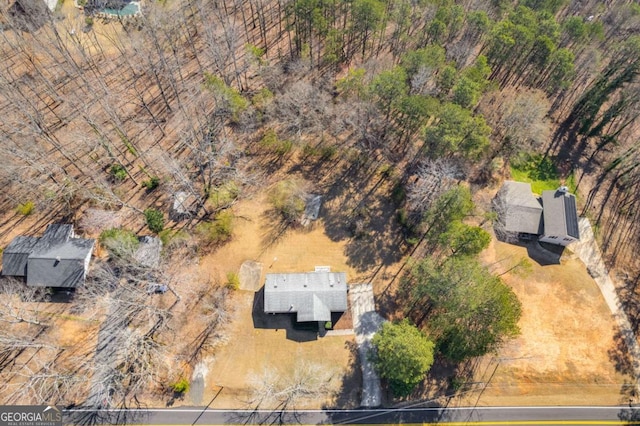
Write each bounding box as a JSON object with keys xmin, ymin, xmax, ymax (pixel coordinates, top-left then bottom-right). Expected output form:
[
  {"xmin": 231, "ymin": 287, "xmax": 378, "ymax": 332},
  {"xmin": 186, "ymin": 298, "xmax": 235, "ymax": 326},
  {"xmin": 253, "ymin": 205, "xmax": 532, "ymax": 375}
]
[
  {"xmin": 572, "ymin": 217, "xmax": 640, "ymax": 395},
  {"xmin": 349, "ymin": 283, "xmax": 385, "ymax": 407}
]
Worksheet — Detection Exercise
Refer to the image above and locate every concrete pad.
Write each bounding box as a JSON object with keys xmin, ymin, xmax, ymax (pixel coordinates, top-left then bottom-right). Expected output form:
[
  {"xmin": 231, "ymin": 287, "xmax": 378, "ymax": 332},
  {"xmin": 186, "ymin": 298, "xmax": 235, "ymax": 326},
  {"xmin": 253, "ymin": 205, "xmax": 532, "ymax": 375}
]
[{"xmin": 239, "ymin": 260, "xmax": 263, "ymax": 291}]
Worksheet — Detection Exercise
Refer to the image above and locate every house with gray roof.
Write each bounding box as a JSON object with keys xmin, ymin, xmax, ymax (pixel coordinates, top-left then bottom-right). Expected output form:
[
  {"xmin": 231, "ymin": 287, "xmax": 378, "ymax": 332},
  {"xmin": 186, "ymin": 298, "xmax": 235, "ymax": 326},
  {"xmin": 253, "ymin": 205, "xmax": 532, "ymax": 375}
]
[
  {"xmin": 538, "ymin": 187, "xmax": 580, "ymax": 246},
  {"xmin": 264, "ymin": 271, "xmax": 347, "ymax": 323},
  {"xmin": 495, "ymin": 181, "xmax": 580, "ymax": 247},
  {"xmin": 2, "ymin": 224, "xmax": 95, "ymax": 287},
  {"xmin": 495, "ymin": 181, "xmax": 543, "ymax": 235}
]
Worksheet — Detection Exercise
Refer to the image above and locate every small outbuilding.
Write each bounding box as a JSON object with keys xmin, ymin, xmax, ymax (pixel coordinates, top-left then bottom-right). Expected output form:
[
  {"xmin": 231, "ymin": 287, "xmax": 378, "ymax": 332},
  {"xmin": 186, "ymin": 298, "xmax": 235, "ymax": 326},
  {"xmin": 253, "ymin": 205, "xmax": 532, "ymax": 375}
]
[
  {"xmin": 264, "ymin": 271, "xmax": 347, "ymax": 323},
  {"xmin": 2, "ymin": 224, "xmax": 95, "ymax": 288}
]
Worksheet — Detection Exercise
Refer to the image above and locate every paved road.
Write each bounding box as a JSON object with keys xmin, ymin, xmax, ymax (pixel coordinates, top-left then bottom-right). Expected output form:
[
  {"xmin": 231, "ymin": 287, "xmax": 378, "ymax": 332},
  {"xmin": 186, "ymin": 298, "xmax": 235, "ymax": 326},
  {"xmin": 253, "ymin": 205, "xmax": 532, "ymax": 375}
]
[{"xmin": 63, "ymin": 406, "xmax": 640, "ymax": 425}]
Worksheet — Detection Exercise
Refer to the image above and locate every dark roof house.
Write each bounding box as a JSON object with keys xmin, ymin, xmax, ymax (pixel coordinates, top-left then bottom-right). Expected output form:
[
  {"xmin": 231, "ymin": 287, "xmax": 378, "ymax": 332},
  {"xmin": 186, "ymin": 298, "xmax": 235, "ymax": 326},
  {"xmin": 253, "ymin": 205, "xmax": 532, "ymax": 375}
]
[
  {"xmin": 264, "ymin": 271, "xmax": 347, "ymax": 322},
  {"xmin": 2, "ymin": 224, "xmax": 95, "ymax": 288},
  {"xmin": 539, "ymin": 187, "xmax": 580, "ymax": 246},
  {"xmin": 495, "ymin": 182, "xmax": 580, "ymax": 247},
  {"xmin": 496, "ymin": 181, "xmax": 543, "ymax": 235}
]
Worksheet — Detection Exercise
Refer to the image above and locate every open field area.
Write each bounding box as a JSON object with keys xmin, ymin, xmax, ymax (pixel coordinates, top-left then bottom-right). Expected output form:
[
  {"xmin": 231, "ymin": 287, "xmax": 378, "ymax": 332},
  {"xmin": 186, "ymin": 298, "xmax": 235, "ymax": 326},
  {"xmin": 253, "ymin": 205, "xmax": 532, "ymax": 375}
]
[
  {"xmin": 177, "ymin": 190, "xmax": 633, "ymax": 408},
  {"xmin": 463, "ymin": 239, "xmax": 634, "ymax": 405}
]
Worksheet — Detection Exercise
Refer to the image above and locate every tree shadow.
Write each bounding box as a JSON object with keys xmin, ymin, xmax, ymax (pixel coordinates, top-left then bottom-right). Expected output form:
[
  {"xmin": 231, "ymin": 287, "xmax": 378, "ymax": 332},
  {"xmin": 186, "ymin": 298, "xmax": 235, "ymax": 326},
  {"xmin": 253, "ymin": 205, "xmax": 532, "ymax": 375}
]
[
  {"xmin": 324, "ymin": 340, "xmax": 362, "ymax": 409},
  {"xmin": 608, "ymin": 328, "xmax": 640, "ymax": 404},
  {"xmin": 259, "ymin": 207, "xmax": 292, "ymax": 252},
  {"xmin": 251, "ymin": 287, "xmax": 319, "ymax": 342},
  {"xmin": 64, "ymin": 407, "xmax": 149, "ymax": 426},
  {"xmin": 319, "ymin": 156, "xmax": 405, "ymax": 274}
]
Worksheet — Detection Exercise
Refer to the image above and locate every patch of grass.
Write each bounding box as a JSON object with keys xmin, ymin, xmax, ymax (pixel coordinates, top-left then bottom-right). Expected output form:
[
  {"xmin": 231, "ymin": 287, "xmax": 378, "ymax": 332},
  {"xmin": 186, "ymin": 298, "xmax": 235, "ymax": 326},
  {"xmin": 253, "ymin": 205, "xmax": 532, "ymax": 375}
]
[
  {"xmin": 510, "ymin": 153, "xmax": 562, "ymax": 194},
  {"xmin": 196, "ymin": 210, "xmax": 234, "ymax": 245},
  {"xmin": 226, "ymin": 271, "xmax": 240, "ymax": 290},
  {"xmin": 170, "ymin": 377, "xmax": 190, "ymax": 394},
  {"xmin": 17, "ymin": 201, "xmax": 35, "ymax": 216},
  {"xmin": 99, "ymin": 228, "xmax": 139, "ymax": 257}
]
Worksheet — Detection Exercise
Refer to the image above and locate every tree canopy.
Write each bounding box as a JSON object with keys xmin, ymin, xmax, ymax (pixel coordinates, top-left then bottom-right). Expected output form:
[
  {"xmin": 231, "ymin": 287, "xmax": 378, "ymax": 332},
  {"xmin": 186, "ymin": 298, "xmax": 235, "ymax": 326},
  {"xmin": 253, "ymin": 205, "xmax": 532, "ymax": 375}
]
[
  {"xmin": 371, "ymin": 320, "xmax": 435, "ymax": 397},
  {"xmin": 402, "ymin": 257, "xmax": 522, "ymax": 363}
]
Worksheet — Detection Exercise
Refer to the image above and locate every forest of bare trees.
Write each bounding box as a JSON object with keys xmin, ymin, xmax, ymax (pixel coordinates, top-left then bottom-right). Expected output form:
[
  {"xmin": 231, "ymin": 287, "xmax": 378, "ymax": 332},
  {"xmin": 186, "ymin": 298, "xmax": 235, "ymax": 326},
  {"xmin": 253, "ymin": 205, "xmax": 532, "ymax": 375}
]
[{"xmin": 0, "ymin": 0, "xmax": 639, "ymax": 409}]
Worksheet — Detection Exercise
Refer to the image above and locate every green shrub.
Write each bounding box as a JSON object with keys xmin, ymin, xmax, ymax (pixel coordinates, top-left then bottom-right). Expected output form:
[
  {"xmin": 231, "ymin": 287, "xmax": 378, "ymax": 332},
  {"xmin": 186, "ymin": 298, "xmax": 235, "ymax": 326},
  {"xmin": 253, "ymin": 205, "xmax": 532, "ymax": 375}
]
[
  {"xmin": 142, "ymin": 176, "xmax": 160, "ymax": 191},
  {"xmin": 226, "ymin": 271, "xmax": 240, "ymax": 290},
  {"xmin": 84, "ymin": 16, "xmax": 93, "ymax": 26},
  {"xmin": 109, "ymin": 164, "xmax": 127, "ymax": 182},
  {"xmin": 302, "ymin": 143, "xmax": 321, "ymax": 157},
  {"xmin": 171, "ymin": 378, "xmax": 190, "ymax": 394},
  {"xmin": 209, "ymin": 182, "xmax": 240, "ymax": 209},
  {"xmin": 17, "ymin": 201, "xmax": 35, "ymax": 216},
  {"xmin": 99, "ymin": 228, "xmax": 139, "ymax": 257},
  {"xmin": 259, "ymin": 129, "xmax": 293, "ymax": 156},
  {"xmin": 378, "ymin": 163, "xmax": 394, "ymax": 178},
  {"xmin": 320, "ymin": 145, "xmax": 337, "ymax": 160},
  {"xmin": 158, "ymin": 229, "xmax": 190, "ymax": 248},
  {"xmin": 203, "ymin": 73, "xmax": 248, "ymax": 123},
  {"xmin": 268, "ymin": 180, "xmax": 306, "ymax": 223},
  {"xmin": 144, "ymin": 209, "xmax": 165, "ymax": 233},
  {"xmin": 196, "ymin": 210, "xmax": 234, "ymax": 245},
  {"xmin": 396, "ymin": 208, "xmax": 409, "ymax": 227},
  {"xmin": 251, "ymin": 88, "xmax": 274, "ymax": 111}
]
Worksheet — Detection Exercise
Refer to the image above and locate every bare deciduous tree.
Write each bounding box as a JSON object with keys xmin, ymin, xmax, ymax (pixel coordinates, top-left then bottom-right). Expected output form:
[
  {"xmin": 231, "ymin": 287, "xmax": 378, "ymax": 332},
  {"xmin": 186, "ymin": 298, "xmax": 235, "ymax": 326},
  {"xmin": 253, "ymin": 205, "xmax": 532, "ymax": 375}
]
[
  {"xmin": 407, "ymin": 159, "xmax": 463, "ymax": 216},
  {"xmin": 247, "ymin": 361, "xmax": 335, "ymax": 412}
]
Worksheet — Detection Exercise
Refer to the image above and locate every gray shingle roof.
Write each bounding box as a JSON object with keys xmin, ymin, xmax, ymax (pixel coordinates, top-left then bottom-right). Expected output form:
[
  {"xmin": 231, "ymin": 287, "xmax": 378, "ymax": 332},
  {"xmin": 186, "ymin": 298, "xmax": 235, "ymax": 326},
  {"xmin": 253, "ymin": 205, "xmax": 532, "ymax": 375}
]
[
  {"xmin": 541, "ymin": 190, "xmax": 580, "ymax": 239},
  {"xmin": 497, "ymin": 181, "xmax": 543, "ymax": 235},
  {"xmin": 264, "ymin": 272, "xmax": 347, "ymax": 322},
  {"xmin": 2, "ymin": 224, "xmax": 95, "ymax": 287},
  {"xmin": 2, "ymin": 236, "xmax": 39, "ymax": 276}
]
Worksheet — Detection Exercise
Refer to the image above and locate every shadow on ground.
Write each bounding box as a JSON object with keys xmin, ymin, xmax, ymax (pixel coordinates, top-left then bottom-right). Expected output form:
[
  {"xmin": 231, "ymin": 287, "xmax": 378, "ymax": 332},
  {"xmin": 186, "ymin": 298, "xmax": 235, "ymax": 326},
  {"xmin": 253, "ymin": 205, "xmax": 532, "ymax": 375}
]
[
  {"xmin": 323, "ymin": 340, "xmax": 362, "ymax": 409},
  {"xmin": 251, "ymin": 287, "xmax": 319, "ymax": 342},
  {"xmin": 318, "ymin": 156, "xmax": 405, "ymax": 275},
  {"xmin": 493, "ymin": 233, "xmax": 562, "ymax": 267},
  {"xmin": 64, "ymin": 407, "xmax": 148, "ymax": 426}
]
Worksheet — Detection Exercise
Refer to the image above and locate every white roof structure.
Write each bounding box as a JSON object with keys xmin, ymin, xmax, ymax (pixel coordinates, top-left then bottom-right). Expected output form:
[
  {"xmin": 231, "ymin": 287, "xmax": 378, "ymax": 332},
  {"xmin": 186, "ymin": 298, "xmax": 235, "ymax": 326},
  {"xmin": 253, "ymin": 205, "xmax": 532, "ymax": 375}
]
[{"xmin": 264, "ymin": 271, "xmax": 347, "ymax": 322}]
